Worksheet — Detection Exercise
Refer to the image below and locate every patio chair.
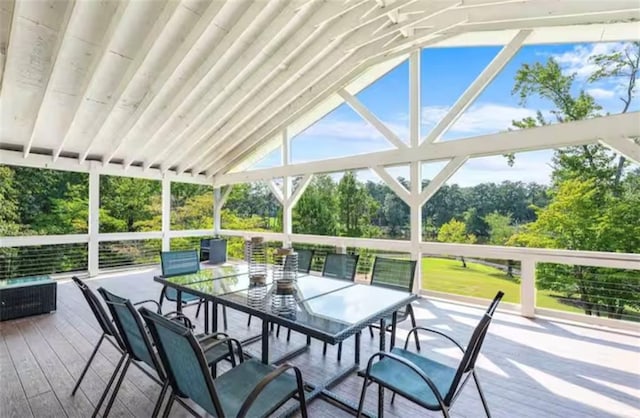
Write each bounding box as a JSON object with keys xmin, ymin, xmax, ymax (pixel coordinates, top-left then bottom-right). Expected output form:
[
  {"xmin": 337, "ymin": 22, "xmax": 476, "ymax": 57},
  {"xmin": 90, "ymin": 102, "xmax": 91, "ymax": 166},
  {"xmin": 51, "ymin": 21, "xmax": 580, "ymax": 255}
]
[
  {"xmin": 320, "ymin": 253, "xmax": 359, "ymax": 360},
  {"xmin": 356, "ymin": 291, "xmax": 504, "ymax": 418},
  {"xmin": 70, "ymin": 277, "xmax": 127, "ymax": 415},
  {"xmin": 368, "ymin": 257, "xmax": 420, "ymax": 350},
  {"xmin": 200, "ymin": 238, "xmax": 211, "ymax": 261},
  {"xmin": 98, "ymin": 288, "xmax": 241, "ymax": 418},
  {"xmin": 139, "ymin": 307, "xmax": 309, "ymax": 418},
  {"xmin": 159, "ymin": 250, "xmax": 225, "ymax": 327}
]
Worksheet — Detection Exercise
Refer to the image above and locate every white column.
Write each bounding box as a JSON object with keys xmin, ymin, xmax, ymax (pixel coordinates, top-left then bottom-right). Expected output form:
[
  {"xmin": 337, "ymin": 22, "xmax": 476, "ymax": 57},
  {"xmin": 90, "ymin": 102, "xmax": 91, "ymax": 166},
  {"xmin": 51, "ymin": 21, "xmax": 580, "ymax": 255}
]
[
  {"xmin": 161, "ymin": 177, "xmax": 171, "ymax": 251},
  {"xmin": 520, "ymin": 259, "xmax": 536, "ymax": 318},
  {"xmin": 214, "ymin": 188, "xmax": 221, "ymax": 236},
  {"xmin": 282, "ymin": 129, "xmax": 292, "ymax": 247},
  {"xmin": 88, "ymin": 165, "xmax": 100, "ymax": 276},
  {"xmin": 409, "ymin": 50, "xmax": 422, "ymax": 294}
]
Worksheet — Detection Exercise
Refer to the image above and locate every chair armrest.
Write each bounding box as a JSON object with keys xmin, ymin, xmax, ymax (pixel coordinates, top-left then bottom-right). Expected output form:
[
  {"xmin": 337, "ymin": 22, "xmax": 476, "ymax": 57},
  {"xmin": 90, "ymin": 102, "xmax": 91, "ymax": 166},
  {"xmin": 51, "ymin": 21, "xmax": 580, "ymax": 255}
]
[
  {"xmin": 162, "ymin": 311, "xmax": 194, "ymax": 329},
  {"xmin": 133, "ymin": 299, "xmax": 162, "ymax": 313},
  {"xmin": 363, "ymin": 351, "xmax": 448, "ymax": 410},
  {"xmin": 197, "ymin": 332, "xmax": 229, "ymax": 344},
  {"xmin": 404, "ymin": 326, "xmax": 465, "ymax": 353},
  {"xmin": 201, "ymin": 337, "xmax": 244, "ymax": 363},
  {"xmin": 237, "ymin": 364, "xmax": 306, "ymax": 418}
]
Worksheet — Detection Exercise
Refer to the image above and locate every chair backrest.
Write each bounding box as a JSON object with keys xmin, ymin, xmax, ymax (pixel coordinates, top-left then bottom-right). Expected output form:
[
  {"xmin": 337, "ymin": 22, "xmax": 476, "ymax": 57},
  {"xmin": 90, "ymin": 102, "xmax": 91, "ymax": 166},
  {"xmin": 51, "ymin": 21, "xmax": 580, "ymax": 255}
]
[
  {"xmin": 98, "ymin": 288, "xmax": 164, "ymax": 377},
  {"xmin": 160, "ymin": 250, "xmax": 200, "ymax": 277},
  {"xmin": 322, "ymin": 253, "xmax": 359, "ymax": 281},
  {"xmin": 200, "ymin": 238, "xmax": 211, "ymax": 248},
  {"xmin": 71, "ymin": 277, "xmax": 123, "ymax": 348},
  {"xmin": 370, "ymin": 257, "xmax": 417, "ymax": 292},
  {"xmin": 293, "ymin": 249, "xmax": 314, "ymax": 274},
  {"xmin": 444, "ymin": 291, "xmax": 504, "ymax": 404},
  {"xmin": 139, "ymin": 307, "xmax": 222, "ymax": 417}
]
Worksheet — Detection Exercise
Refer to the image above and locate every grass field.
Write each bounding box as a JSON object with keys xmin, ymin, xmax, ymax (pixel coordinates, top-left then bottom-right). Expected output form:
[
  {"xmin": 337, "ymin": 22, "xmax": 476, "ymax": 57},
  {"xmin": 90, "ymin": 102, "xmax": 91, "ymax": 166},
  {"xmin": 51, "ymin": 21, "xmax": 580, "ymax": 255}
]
[{"xmin": 421, "ymin": 257, "xmax": 584, "ymax": 314}]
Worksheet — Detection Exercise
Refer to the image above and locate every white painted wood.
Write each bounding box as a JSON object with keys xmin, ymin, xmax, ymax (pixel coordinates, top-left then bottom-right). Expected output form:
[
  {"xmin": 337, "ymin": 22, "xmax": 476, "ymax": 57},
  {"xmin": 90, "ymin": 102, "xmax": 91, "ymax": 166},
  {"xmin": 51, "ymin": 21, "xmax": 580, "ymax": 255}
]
[
  {"xmin": 0, "ymin": 0, "xmax": 18, "ymax": 95},
  {"xmin": 282, "ymin": 129, "xmax": 292, "ymax": 247},
  {"xmin": 420, "ymin": 156, "xmax": 468, "ymax": 205},
  {"xmin": 600, "ymin": 137, "xmax": 640, "ymax": 164},
  {"xmin": 408, "ymin": 49, "xmax": 422, "ymax": 293},
  {"xmin": 409, "ymin": 49, "xmax": 420, "ymax": 148},
  {"xmin": 161, "ymin": 177, "xmax": 171, "ymax": 251},
  {"xmin": 535, "ymin": 307, "xmax": 640, "ymax": 333},
  {"xmin": 370, "ymin": 166, "xmax": 411, "ymax": 205},
  {"xmin": 97, "ymin": 232, "xmax": 164, "ymax": 242},
  {"xmin": 289, "ymin": 174, "xmax": 313, "ymax": 208},
  {"xmin": 422, "ymin": 29, "xmax": 531, "ymax": 144},
  {"xmin": 215, "ymin": 112, "xmax": 640, "ymax": 185},
  {"xmin": 0, "ymin": 234, "xmax": 89, "ymax": 248},
  {"xmin": 213, "ymin": 188, "xmax": 221, "ymax": 236},
  {"xmin": 88, "ymin": 167, "xmax": 99, "ymax": 276},
  {"xmin": 338, "ymin": 88, "xmax": 407, "ymax": 149},
  {"xmin": 168, "ymin": 229, "xmax": 215, "ymax": 238},
  {"xmin": 23, "ymin": 0, "xmax": 77, "ymax": 158},
  {"xmin": 0, "ymin": 149, "xmax": 211, "ymax": 185},
  {"xmin": 520, "ymin": 259, "xmax": 536, "ymax": 318},
  {"xmin": 266, "ymin": 180, "xmax": 284, "ymax": 204},
  {"xmin": 52, "ymin": 0, "xmax": 131, "ymax": 162}
]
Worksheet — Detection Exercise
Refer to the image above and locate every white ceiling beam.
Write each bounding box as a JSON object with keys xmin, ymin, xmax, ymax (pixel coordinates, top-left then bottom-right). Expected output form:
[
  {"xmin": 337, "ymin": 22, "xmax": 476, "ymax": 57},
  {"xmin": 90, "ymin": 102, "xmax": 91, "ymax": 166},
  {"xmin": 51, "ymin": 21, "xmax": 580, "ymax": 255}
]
[
  {"xmin": 120, "ymin": 1, "xmax": 275, "ymax": 169},
  {"xmin": 213, "ymin": 112, "xmax": 640, "ymax": 185},
  {"xmin": 419, "ymin": 156, "xmax": 467, "ymax": 205},
  {"xmin": 0, "ymin": 0, "xmax": 17, "ymax": 95},
  {"xmin": 371, "ymin": 166, "xmax": 411, "ymax": 205},
  {"xmin": 98, "ymin": 0, "xmax": 229, "ymax": 165},
  {"xmin": 289, "ymin": 173, "xmax": 313, "ymax": 207},
  {"xmin": 146, "ymin": 0, "xmax": 321, "ymax": 172},
  {"xmin": 168, "ymin": 0, "xmax": 419, "ymax": 174},
  {"xmin": 600, "ymin": 137, "xmax": 640, "ymax": 165},
  {"xmin": 77, "ymin": 0, "xmax": 182, "ymax": 164},
  {"xmin": 51, "ymin": 0, "xmax": 130, "ymax": 162},
  {"xmin": 0, "ymin": 149, "xmax": 211, "ymax": 185},
  {"xmin": 217, "ymin": 185, "xmax": 234, "ymax": 209},
  {"xmin": 338, "ymin": 88, "xmax": 407, "ymax": 149},
  {"xmin": 23, "ymin": 0, "xmax": 77, "ymax": 158},
  {"xmin": 422, "ymin": 29, "xmax": 531, "ymax": 144}
]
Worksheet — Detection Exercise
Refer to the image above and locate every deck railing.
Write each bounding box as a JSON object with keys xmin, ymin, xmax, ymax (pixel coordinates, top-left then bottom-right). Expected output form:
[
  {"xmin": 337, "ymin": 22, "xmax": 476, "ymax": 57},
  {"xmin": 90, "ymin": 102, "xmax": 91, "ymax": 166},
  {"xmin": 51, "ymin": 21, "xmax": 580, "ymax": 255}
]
[{"xmin": 1, "ymin": 229, "xmax": 638, "ymax": 331}]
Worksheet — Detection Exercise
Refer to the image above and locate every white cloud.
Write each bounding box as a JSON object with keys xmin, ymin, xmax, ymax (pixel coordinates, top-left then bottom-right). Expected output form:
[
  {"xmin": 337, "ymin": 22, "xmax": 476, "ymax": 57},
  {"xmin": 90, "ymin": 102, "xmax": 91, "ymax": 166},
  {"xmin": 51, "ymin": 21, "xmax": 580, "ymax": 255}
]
[
  {"xmin": 553, "ymin": 42, "xmax": 628, "ymax": 80},
  {"xmin": 586, "ymin": 87, "xmax": 615, "ymax": 100},
  {"xmin": 422, "ymin": 103, "xmax": 538, "ymax": 136}
]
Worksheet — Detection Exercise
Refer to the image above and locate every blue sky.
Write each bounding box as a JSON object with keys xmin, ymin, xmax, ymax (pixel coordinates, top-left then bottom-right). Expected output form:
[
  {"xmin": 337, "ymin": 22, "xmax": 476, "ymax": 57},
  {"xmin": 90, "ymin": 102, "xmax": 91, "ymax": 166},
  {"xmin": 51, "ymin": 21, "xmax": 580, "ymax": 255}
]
[{"xmin": 251, "ymin": 42, "xmax": 637, "ymax": 186}]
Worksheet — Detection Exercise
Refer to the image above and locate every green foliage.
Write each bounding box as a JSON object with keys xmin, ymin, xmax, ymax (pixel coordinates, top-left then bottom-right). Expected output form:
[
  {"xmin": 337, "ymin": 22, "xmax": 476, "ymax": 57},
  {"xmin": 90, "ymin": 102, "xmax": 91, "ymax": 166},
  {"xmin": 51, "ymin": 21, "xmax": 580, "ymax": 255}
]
[
  {"xmin": 337, "ymin": 171, "xmax": 379, "ymax": 237},
  {"xmin": 293, "ymin": 175, "xmax": 339, "ymax": 235},
  {"xmin": 99, "ymin": 176, "xmax": 161, "ymax": 232},
  {"xmin": 437, "ymin": 219, "xmax": 477, "ymax": 244},
  {"xmin": 484, "ymin": 212, "xmax": 515, "ymax": 246}
]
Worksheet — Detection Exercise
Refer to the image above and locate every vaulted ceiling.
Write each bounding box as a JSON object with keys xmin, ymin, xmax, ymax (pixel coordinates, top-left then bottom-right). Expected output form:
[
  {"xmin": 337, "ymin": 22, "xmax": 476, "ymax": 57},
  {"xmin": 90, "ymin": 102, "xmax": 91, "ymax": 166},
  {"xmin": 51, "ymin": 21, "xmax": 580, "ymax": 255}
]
[{"xmin": 0, "ymin": 0, "xmax": 638, "ymax": 182}]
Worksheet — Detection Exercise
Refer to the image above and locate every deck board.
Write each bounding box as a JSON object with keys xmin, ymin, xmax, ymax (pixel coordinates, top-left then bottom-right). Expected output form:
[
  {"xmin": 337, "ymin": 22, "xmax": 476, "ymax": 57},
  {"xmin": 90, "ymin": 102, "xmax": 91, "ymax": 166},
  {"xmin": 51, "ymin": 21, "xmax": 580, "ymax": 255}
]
[{"xmin": 1, "ymin": 267, "xmax": 638, "ymax": 418}]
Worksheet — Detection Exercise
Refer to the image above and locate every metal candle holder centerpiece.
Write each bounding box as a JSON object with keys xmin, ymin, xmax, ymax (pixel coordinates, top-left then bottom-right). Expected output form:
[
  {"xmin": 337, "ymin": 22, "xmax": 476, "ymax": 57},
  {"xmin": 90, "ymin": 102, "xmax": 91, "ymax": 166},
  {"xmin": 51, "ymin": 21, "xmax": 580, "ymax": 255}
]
[
  {"xmin": 271, "ymin": 248, "xmax": 298, "ymax": 318},
  {"xmin": 247, "ymin": 237, "xmax": 268, "ymax": 310}
]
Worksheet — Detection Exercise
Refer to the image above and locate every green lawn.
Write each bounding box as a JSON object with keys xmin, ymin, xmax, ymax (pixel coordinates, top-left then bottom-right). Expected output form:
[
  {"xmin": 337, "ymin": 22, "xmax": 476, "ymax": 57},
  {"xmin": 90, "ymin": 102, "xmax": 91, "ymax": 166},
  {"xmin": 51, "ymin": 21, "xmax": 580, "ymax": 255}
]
[{"xmin": 421, "ymin": 257, "xmax": 584, "ymax": 314}]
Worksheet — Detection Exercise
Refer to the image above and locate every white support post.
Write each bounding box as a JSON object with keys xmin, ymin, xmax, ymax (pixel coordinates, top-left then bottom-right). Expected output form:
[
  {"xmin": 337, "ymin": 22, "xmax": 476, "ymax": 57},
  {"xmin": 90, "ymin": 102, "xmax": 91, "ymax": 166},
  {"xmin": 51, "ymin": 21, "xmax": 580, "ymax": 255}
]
[
  {"xmin": 409, "ymin": 50, "xmax": 422, "ymax": 293},
  {"xmin": 282, "ymin": 129, "xmax": 292, "ymax": 247},
  {"xmin": 88, "ymin": 165, "xmax": 100, "ymax": 277},
  {"xmin": 520, "ymin": 259, "xmax": 536, "ymax": 318},
  {"xmin": 161, "ymin": 177, "xmax": 171, "ymax": 251},
  {"xmin": 213, "ymin": 188, "xmax": 222, "ymax": 236}
]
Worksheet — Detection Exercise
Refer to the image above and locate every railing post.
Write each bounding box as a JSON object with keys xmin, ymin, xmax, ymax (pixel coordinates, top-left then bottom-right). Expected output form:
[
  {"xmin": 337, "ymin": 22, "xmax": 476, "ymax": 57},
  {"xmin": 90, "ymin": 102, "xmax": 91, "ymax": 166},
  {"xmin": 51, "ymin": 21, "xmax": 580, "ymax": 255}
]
[
  {"xmin": 520, "ymin": 258, "xmax": 536, "ymax": 318},
  {"xmin": 409, "ymin": 49, "xmax": 422, "ymax": 294},
  {"xmin": 161, "ymin": 177, "xmax": 171, "ymax": 252},
  {"xmin": 88, "ymin": 165, "xmax": 99, "ymax": 277}
]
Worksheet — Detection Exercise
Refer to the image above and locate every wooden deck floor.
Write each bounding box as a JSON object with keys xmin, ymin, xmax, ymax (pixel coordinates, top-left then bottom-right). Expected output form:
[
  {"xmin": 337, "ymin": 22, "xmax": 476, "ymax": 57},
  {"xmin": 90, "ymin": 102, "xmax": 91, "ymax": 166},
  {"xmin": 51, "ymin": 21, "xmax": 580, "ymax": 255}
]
[{"xmin": 1, "ymin": 267, "xmax": 639, "ymax": 418}]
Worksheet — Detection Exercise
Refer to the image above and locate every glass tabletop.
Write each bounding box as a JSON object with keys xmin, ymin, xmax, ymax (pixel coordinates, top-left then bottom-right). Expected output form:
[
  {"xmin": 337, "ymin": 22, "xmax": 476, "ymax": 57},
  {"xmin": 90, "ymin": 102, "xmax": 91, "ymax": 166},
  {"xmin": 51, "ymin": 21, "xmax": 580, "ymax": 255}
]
[
  {"xmin": 0, "ymin": 275, "xmax": 53, "ymax": 289},
  {"xmin": 157, "ymin": 263, "xmax": 248, "ymax": 286}
]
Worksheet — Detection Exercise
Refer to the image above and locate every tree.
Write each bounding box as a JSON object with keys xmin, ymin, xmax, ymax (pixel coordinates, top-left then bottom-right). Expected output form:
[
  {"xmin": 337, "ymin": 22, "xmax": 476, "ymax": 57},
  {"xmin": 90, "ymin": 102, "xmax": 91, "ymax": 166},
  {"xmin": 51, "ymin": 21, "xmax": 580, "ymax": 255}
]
[
  {"xmin": 485, "ymin": 211, "xmax": 516, "ymax": 277},
  {"xmin": 337, "ymin": 171, "xmax": 378, "ymax": 237},
  {"xmin": 437, "ymin": 219, "xmax": 477, "ymax": 268},
  {"xmin": 382, "ymin": 192, "xmax": 408, "ymax": 238},
  {"xmin": 293, "ymin": 175, "xmax": 339, "ymax": 236}
]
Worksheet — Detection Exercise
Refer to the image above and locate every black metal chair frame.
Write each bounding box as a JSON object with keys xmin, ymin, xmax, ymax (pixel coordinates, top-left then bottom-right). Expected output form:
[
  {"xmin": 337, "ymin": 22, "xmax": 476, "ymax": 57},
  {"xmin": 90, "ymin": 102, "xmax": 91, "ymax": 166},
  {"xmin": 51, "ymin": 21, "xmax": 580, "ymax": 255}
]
[
  {"xmin": 139, "ymin": 307, "xmax": 309, "ymax": 418},
  {"xmin": 98, "ymin": 288, "xmax": 240, "ymax": 418},
  {"xmin": 357, "ymin": 291, "xmax": 504, "ymax": 418},
  {"xmin": 367, "ymin": 257, "xmax": 420, "ymax": 351}
]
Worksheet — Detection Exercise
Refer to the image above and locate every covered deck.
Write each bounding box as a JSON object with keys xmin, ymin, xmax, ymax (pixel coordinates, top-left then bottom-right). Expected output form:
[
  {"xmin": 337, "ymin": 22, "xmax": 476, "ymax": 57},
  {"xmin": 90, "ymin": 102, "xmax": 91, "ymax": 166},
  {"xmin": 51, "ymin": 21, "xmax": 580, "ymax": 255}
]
[{"xmin": 1, "ymin": 268, "xmax": 638, "ymax": 418}]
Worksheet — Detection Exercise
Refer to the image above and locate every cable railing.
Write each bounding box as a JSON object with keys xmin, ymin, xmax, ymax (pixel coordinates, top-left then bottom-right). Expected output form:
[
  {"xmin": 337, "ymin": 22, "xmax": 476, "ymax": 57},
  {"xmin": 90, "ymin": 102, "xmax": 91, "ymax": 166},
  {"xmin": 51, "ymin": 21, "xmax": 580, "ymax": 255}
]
[
  {"xmin": 99, "ymin": 239, "xmax": 161, "ymax": 270},
  {"xmin": 0, "ymin": 243, "xmax": 88, "ymax": 280}
]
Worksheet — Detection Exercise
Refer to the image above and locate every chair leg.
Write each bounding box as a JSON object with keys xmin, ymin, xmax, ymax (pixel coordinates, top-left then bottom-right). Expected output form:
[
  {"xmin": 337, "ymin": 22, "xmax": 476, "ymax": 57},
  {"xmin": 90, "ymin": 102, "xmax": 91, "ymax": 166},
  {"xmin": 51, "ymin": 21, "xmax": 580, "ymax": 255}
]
[
  {"xmin": 287, "ymin": 328, "xmax": 292, "ymax": 342},
  {"xmin": 276, "ymin": 324, "xmax": 281, "ymax": 338},
  {"xmin": 73, "ymin": 333, "xmax": 105, "ymax": 395},
  {"xmin": 247, "ymin": 314, "xmax": 252, "ymax": 327},
  {"xmin": 222, "ymin": 306, "xmax": 228, "ymax": 330},
  {"xmin": 158, "ymin": 287, "xmax": 166, "ymax": 311},
  {"xmin": 356, "ymin": 376, "xmax": 369, "ymax": 417},
  {"xmin": 408, "ymin": 304, "xmax": 420, "ymax": 351},
  {"xmin": 337, "ymin": 342, "xmax": 343, "ymax": 362},
  {"xmin": 195, "ymin": 300, "xmax": 202, "ymax": 318},
  {"xmin": 91, "ymin": 354, "xmax": 127, "ymax": 418},
  {"xmin": 151, "ymin": 381, "xmax": 169, "ymax": 418},
  {"xmin": 161, "ymin": 394, "xmax": 175, "ymax": 418},
  {"xmin": 101, "ymin": 357, "xmax": 132, "ymax": 417},
  {"xmin": 368, "ymin": 325, "xmax": 374, "ymax": 338},
  {"xmin": 322, "ymin": 342, "xmax": 328, "ymax": 356},
  {"xmin": 378, "ymin": 383, "xmax": 384, "ymax": 418},
  {"xmin": 473, "ymin": 370, "xmax": 491, "ymax": 418}
]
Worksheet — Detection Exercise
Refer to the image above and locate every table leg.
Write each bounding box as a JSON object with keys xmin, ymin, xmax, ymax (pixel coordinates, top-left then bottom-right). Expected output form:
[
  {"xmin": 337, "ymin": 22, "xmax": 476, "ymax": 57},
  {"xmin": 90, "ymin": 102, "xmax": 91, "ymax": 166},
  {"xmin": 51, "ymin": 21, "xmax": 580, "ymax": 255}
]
[
  {"xmin": 176, "ymin": 290, "xmax": 182, "ymax": 314},
  {"xmin": 204, "ymin": 301, "xmax": 209, "ymax": 333},
  {"xmin": 211, "ymin": 301, "xmax": 218, "ymax": 333},
  {"xmin": 378, "ymin": 318, "xmax": 386, "ymax": 418},
  {"xmin": 355, "ymin": 332, "xmax": 361, "ymax": 365},
  {"xmin": 390, "ymin": 311, "xmax": 397, "ymax": 350},
  {"xmin": 261, "ymin": 319, "xmax": 269, "ymax": 364}
]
